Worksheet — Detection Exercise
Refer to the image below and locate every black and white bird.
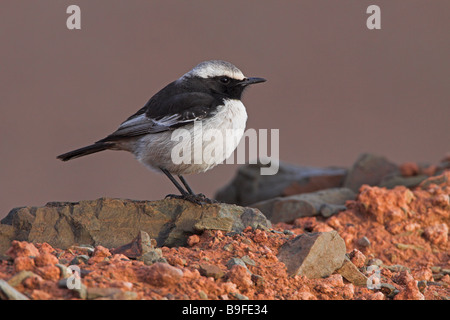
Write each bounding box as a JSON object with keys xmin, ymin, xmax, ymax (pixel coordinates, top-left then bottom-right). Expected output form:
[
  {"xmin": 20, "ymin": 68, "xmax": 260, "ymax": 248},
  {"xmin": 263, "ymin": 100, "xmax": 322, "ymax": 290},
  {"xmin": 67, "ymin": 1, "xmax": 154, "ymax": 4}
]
[{"xmin": 57, "ymin": 60, "xmax": 266, "ymax": 203}]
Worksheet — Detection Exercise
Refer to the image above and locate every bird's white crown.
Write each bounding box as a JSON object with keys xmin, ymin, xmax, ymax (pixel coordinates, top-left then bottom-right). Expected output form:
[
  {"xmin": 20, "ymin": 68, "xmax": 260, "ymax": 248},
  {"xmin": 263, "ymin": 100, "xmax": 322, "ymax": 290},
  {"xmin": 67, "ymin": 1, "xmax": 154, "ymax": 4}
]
[{"xmin": 182, "ymin": 60, "xmax": 245, "ymax": 81}]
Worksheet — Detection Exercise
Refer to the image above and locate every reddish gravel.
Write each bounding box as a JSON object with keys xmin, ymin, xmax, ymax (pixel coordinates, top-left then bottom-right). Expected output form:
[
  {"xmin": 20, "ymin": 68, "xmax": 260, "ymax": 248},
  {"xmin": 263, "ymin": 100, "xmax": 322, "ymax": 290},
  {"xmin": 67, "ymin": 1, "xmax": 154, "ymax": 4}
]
[{"xmin": 0, "ymin": 171, "xmax": 449, "ymax": 300}]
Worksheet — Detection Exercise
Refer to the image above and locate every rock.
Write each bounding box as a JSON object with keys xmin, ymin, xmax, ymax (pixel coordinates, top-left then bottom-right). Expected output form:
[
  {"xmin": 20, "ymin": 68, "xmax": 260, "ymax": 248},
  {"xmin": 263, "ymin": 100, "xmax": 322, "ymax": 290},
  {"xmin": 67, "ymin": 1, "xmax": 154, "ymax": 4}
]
[
  {"xmin": 187, "ymin": 234, "xmax": 201, "ymax": 247},
  {"xmin": 145, "ymin": 262, "xmax": 183, "ymax": 287},
  {"xmin": 34, "ymin": 265, "xmax": 60, "ymax": 281},
  {"xmin": 88, "ymin": 246, "xmax": 111, "ymax": 264},
  {"xmin": 343, "ymin": 153, "xmax": 399, "ymax": 192},
  {"xmin": 229, "ymin": 292, "xmax": 249, "ymax": 300},
  {"xmin": 251, "ymin": 274, "xmax": 265, "ymax": 287},
  {"xmin": 0, "ymin": 197, "xmax": 271, "ymax": 254},
  {"xmin": 7, "ymin": 270, "xmax": 37, "ymax": 287},
  {"xmin": 423, "ymin": 223, "xmax": 448, "ymax": 246},
  {"xmin": 69, "ymin": 245, "xmax": 95, "ymax": 255},
  {"xmin": 356, "ymin": 236, "xmax": 371, "ymax": 247},
  {"xmin": 399, "ymin": 162, "xmax": 420, "ymax": 176},
  {"xmin": 367, "ymin": 292, "xmax": 385, "ymax": 300},
  {"xmin": 198, "ymin": 290, "xmax": 208, "ymax": 299},
  {"xmin": 418, "ymin": 171, "xmax": 449, "ymax": 190},
  {"xmin": 336, "ymin": 256, "xmax": 368, "ymax": 286},
  {"xmin": 385, "ymin": 264, "xmax": 411, "ymax": 273},
  {"xmin": 241, "ymin": 255, "xmax": 256, "ymax": 266},
  {"xmin": 198, "ymin": 263, "xmax": 225, "ymax": 280},
  {"xmin": 251, "ymin": 188, "xmax": 355, "ymax": 223},
  {"xmin": 86, "ymin": 287, "xmax": 124, "ymax": 300},
  {"xmin": 277, "ymin": 230, "xmax": 346, "ymax": 278},
  {"xmin": 215, "ymin": 162, "xmax": 347, "ymax": 206},
  {"xmin": 0, "ymin": 224, "xmax": 14, "ymax": 256},
  {"xmin": 138, "ymin": 249, "xmax": 165, "ymax": 265},
  {"xmin": 393, "ymin": 271, "xmax": 425, "ymax": 300},
  {"xmin": 226, "ymin": 265, "xmax": 253, "ymax": 291},
  {"xmin": 348, "ymin": 249, "xmax": 366, "ymax": 268},
  {"xmin": 6, "ymin": 240, "xmax": 39, "ymax": 259},
  {"xmin": 226, "ymin": 257, "xmax": 248, "ymax": 270},
  {"xmin": 378, "ymin": 175, "xmax": 428, "ymax": 189},
  {"xmin": 13, "ymin": 256, "xmax": 35, "ymax": 272},
  {"xmin": 0, "ymin": 279, "xmax": 29, "ymax": 300},
  {"xmin": 34, "ymin": 253, "xmax": 58, "ymax": 267},
  {"xmin": 69, "ymin": 255, "xmax": 90, "ymax": 265},
  {"xmin": 110, "ymin": 231, "xmax": 156, "ymax": 259},
  {"xmin": 380, "ymin": 283, "xmax": 398, "ymax": 298},
  {"xmin": 357, "ymin": 185, "xmax": 414, "ymax": 225}
]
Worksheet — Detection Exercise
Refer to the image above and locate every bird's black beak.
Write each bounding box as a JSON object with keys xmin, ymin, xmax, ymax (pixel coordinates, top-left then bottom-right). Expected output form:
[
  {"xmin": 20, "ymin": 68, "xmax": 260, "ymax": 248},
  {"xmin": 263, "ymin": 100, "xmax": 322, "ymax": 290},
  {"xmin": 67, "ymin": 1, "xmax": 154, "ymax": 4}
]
[{"xmin": 238, "ymin": 77, "xmax": 267, "ymax": 86}]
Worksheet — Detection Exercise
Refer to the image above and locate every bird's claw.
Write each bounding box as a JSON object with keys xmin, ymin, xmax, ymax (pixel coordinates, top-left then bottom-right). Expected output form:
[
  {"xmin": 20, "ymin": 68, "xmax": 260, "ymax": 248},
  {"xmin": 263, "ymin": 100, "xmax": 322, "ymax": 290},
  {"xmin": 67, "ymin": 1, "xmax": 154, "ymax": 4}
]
[{"xmin": 165, "ymin": 193, "xmax": 217, "ymax": 205}]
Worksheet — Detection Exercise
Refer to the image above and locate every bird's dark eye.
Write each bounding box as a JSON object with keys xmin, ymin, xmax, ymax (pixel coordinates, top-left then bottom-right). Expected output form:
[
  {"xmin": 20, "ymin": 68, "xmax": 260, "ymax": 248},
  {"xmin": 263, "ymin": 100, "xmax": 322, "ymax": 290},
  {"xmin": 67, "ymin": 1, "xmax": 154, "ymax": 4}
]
[{"xmin": 219, "ymin": 77, "xmax": 230, "ymax": 84}]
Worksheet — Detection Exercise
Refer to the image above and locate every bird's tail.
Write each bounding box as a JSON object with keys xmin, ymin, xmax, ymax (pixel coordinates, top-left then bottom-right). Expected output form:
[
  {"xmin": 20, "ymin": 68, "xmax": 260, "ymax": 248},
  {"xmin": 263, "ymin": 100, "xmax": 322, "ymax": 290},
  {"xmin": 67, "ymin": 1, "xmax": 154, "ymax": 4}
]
[{"xmin": 57, "ymin": 142, "xmax": 112, "ymax": 161}]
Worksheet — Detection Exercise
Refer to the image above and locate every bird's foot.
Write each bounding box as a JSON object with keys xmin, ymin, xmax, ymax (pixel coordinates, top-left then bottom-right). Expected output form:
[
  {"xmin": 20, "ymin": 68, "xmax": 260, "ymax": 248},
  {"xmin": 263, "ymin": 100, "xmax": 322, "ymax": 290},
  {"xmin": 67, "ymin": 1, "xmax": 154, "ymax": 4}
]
[{"xmin": 165, "ymin": 193, "xmax": 217, "ymax": 205}]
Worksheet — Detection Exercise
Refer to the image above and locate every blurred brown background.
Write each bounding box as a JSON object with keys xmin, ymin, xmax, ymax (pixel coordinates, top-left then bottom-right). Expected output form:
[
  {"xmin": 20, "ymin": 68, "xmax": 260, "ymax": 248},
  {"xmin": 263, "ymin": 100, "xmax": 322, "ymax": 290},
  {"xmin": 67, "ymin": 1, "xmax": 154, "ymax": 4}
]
[{"xmin": 1, "ymin": 1, "xmax": 449, "ymax": 219}]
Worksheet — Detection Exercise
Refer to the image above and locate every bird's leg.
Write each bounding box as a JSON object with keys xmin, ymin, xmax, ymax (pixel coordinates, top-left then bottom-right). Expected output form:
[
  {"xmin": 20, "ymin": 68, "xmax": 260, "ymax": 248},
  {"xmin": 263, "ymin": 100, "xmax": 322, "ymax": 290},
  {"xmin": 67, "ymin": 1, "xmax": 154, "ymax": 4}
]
[
  {"xmin": 178, "ymin": 175, "xmax": 195, "ymax": 195},
  {"xmin": 160, "ymin": 168, "xmax": 189, "ymax": 196},
  {"xmin": 160, "ymin": 169, "xmax": 214, "ymax": 205}
]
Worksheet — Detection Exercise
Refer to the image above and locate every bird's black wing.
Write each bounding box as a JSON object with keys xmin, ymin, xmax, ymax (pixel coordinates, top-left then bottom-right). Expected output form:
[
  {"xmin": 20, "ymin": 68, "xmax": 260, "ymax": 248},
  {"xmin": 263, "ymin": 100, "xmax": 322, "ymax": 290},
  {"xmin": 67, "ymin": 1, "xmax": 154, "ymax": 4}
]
[{"xmin": 97, "ymin": 91, "xmax": 221, "ymax": 142}]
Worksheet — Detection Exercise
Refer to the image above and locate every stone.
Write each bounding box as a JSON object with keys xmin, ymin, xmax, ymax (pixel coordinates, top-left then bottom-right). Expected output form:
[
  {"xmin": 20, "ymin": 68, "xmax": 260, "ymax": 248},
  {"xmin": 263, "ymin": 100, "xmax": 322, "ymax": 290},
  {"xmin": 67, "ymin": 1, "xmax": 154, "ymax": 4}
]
[
  {"xmin": 393, "ymin": 271, "xmax": 425, "ymax": 300},
  {"xmin": 34, "ymin": 253, "xmax": 58, "ymax": 267},
  {"xmin": 215, "ymin": 161, "xmax": 347, "ymax": 206},
  {"xmin": 356, "ymin": 236, "xmax": 371, "ymax": 247},
  {"xmin": 251, "ymin": 188, "xmax": 355, "ymax": 223},
  {"xmin": 110, "ymin": 230, "xmax": 155, "ymax": 259},
  {"xmin": 0, "ymin": 197, "xmax": 271, "ymax": 254},
  {"xmin": 399, "ymin": 162, "xmax": 420, "ymax": 176},
  {"xmin": 229, "ymin": 292, "xmax": 249, "ymax": 300},
  {"xmin": 88, "ymin": 246, "xmax": 111, "ymax": 264},
  {"xmin": 343, "ymin": 153, "xmax": 399, "ymax": 192},
  {"xmin": 86, "ymin": 287, "xmax": 123, "ymax": 300},
  {"xmin": 423, "ymin": 223, "xmax": 448, "ymax": 246},
  {"xmin": 226, "ymin": 265, "xmax": 253, "ymax": 291},
  {"xmin": 378, "ymin": 175, "xmax": 428, "ymax": 189},
  {"xmin": 380, "ymin": 283, "xmax": 398, "ymax": 298},
  {"xmin": 138, "ymin": 249, "xmax": 165, "ymax": 265},
  {"xmin": 336, "ymin": 256, "xmax": 368, "ymax": 286},
  {"xmin": 198, "ymin": 263, "xmax": 225, "ymax": 280},
  {"xmin": 7, "ymin": 270, "xmax": 37, "ymax": 287},
  {"xmin": 241, "ymin": 255, "xmax": 256, "ymax": 266},
  {"xmin": 198, "ymin": 290, "xmax": 208, "ymax": 299},
  {"xmin": 187, "ymin": 234, "xmax": 200, "ymax": 247},
  {"xmin": 6, "ymin": 240, "xmax": 39, "ymax": 259},
  {"xmin": 34, "ymin": 265, "xmax": 61, "ymax": 281},
  {"xmin": 0, "ymin": 279, "xmax": 29, "ymax": 300},
  {"xmin": 13, "ymin": 256, "xmax": 35, "ymax": 272},
  {"xmin": 277, "ymin": 230, "xmax": 346, "ymax": 278},
  {"xmin": 0, "ymin": 224, "xmax": 14, "ymax": 256},
  {"xmin": 226, "ymin": 257, "xmax": 248, "ymax": 270},
  {"xmin": 70, "ymin": 255, "xmax": 90, "ymax": 265},
  {"xmin": 145, "ymin": 262, "xmax": 183, "ymax": 287},
  {"xmin": 348, "ymin": 249, "xmax": 366, "ymax": 268}
]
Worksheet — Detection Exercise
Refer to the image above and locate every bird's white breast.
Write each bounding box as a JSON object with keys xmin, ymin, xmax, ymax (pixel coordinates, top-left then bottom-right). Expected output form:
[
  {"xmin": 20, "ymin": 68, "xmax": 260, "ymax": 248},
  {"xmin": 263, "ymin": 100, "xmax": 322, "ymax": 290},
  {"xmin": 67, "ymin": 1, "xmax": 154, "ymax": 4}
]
[
  {"xmin": 134, "ymin": 99, "xmax": 248, "ymax": 175},
  {"xmin": 198, "ymin": 98, "xmax": 248, "ymax": 164}
]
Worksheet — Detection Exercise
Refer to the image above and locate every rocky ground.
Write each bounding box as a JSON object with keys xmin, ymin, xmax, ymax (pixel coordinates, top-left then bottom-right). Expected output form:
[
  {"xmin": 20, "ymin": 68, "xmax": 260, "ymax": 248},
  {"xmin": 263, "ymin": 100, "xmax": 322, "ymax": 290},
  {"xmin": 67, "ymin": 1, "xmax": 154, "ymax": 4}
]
[{"xmin": 0, "ymin": 153, "xmax": 449, "ymax": 300}]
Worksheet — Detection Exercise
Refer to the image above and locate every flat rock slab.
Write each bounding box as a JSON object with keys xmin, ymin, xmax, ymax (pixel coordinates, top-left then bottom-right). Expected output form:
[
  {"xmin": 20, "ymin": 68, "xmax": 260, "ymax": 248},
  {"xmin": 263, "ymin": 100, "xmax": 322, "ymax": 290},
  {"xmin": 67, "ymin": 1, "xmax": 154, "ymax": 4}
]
[
  {"xmin": 251, "ymin": 187, "xmax": 355, "ymax": 223},
  {"xmin": 336, "ymin": 256, "xmax": 368, "ymax": 286},
  {"xmin": 277, "ymin": 230, "xmax": 346, "ymax": 278},
  {"xmin": 0, "ymin": 198, "xmax": 271, "ymax": 253},
  {"xmin": 215, "ymin": 162, "xmax": 347, "ymax": 206}
]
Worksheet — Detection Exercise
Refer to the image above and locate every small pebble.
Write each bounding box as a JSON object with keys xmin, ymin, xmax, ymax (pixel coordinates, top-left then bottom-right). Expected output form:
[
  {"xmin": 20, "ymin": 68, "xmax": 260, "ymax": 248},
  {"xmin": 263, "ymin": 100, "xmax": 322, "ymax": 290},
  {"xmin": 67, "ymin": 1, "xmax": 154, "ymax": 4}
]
[
  {"xmin": 226, "ymin": 258, "xmax": 247, "ymax": 270},
  {"xmin": 417, "ymin": 280, "xmax": 427, "ymax": 293},
  {"xmin": 357, "ymin": 236, "xmax": 371, "ymax": 247},
  {"xmin": 69, "ymin": 255, "xmax": 90, "ymax": 265}
]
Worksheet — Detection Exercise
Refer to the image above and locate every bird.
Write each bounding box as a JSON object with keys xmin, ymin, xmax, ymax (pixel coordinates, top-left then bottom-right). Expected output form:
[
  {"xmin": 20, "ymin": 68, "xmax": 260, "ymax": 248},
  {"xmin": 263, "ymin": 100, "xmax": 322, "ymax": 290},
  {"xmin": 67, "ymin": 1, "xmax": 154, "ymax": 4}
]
[{"xmin": 57, "ymin": 60, "xmax": 266, "ymax": 204}]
